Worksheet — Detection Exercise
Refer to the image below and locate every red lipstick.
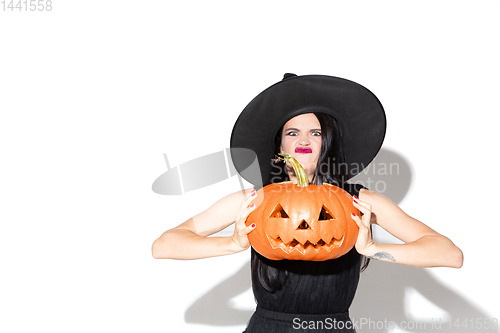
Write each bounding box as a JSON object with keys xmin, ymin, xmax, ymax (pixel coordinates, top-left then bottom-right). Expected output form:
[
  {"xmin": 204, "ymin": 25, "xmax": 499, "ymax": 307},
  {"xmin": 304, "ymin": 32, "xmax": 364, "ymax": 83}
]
[{"xmin": 295, "ymin": 147, "xmax": 312, "ymax": 154}]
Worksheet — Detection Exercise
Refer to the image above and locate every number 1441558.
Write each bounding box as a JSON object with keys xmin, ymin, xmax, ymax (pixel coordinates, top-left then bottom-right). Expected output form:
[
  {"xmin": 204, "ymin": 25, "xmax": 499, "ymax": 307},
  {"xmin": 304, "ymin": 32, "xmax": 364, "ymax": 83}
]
[{"xmin": 2, "ymin": 0, "xmax": 52, "ymax": 11}]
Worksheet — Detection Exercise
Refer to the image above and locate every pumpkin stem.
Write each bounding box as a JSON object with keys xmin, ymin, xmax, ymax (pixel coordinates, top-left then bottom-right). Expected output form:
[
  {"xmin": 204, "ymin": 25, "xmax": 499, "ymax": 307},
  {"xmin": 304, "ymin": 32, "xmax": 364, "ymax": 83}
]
[{"xmin": 277, "ymin": 153, "xmax": 310, "ymax": 187}]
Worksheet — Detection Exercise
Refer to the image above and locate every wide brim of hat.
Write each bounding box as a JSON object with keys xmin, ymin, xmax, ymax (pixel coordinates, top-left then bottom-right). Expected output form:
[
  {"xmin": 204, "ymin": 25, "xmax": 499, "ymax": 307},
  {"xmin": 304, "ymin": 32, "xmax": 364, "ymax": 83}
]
[{"xmin": 230, "ymin": 74, "xmax": 386, "ymax": 186}]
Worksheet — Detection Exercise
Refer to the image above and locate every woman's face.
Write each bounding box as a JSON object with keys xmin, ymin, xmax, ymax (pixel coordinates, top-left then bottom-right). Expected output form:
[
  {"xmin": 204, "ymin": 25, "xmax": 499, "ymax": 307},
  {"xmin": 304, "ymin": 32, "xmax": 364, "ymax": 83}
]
[{"xmin": 280, "ymin": 113, "xmax": 322, "ymax": 180}]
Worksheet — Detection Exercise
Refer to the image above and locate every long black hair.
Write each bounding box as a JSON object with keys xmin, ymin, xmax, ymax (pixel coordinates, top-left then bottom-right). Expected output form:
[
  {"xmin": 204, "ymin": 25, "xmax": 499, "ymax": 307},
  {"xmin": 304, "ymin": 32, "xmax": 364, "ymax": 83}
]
[{"xmin": 254, "ymin": 112, "xmax": 369, "ymax": 293}]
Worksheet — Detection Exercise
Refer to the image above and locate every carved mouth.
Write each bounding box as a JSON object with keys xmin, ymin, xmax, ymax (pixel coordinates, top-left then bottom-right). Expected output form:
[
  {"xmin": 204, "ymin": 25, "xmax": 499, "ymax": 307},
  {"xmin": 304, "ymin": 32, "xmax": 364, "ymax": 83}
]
[{"xmin": 266, "ymin": 234, "xmax": 344, "ymax": 255}]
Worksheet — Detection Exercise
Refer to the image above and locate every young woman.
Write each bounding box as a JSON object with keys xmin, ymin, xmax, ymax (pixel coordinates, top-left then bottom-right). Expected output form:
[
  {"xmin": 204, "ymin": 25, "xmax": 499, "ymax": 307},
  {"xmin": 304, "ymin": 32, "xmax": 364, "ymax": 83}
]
[{"xmin": 152, "ymin": 74, "xmax": 463, "ymax": 332}]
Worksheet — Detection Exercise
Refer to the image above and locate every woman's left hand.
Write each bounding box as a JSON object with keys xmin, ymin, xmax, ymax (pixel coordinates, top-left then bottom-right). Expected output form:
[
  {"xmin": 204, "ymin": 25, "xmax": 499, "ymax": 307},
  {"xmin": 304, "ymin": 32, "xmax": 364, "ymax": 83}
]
[{"xmin": 351, "ymin": 195, "xmax": 375, "ymax": 256}]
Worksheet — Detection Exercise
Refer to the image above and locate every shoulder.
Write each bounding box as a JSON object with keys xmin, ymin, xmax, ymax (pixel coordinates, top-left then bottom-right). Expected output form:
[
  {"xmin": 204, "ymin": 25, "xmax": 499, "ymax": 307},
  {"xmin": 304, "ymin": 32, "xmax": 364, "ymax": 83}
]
[{"xmin": 358, "ymin": 188, "xmax": 408, "ymax": 224}]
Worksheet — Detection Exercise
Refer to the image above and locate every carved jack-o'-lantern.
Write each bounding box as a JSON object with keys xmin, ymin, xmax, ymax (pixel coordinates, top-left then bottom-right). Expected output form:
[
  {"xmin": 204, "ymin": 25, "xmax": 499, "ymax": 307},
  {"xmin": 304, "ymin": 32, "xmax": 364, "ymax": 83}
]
[{"xmin": 246, "ymin": 154, "xmax": 359, "ymax": 261}]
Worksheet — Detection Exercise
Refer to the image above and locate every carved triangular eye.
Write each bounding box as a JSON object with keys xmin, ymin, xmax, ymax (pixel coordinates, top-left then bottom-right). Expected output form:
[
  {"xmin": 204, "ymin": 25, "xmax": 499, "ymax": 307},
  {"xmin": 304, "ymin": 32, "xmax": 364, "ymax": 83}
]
[
  {"xmin": 318, "ymin": 205, "xmax": 334, "ymax": 220},
  {"xmin": 296, "ymin": 220, "xmax": 310, "ymax": 230},
  {"xmin": 269, "ymin": 203, "xmax": 289, "ymax": 218}
]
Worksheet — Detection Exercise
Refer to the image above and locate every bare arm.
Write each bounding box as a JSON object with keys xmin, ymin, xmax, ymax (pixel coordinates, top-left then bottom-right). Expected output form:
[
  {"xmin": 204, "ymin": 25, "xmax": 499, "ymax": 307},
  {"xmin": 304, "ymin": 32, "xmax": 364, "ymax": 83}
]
[
  {"xmin": 352, "ymin": 189, "xmax": 463, "ymax": 268},
  {"xmin": 152, "ymin": 189, "xmax": 258, "ymax": 260}
]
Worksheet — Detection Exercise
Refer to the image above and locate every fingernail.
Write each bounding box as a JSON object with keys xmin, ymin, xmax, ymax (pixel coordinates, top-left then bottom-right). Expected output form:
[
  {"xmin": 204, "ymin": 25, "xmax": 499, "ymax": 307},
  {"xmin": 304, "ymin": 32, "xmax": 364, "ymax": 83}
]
[
  {"xmin": 250, "ymin": 204, "xmax": 255, "ymax": 208},
  {"xmin": 251, "ymin": 190, "xmax": 256, "ymax": 196},
  {"xmin": 353, "ymin": 195, "xmax": 358, "ymax": 199},
  {"xmin": 353, "ymin": 199, "xmax": 358, "ymax": 203},
  {"xmin": 351, "ymin": 212, "xmax": 356, "ymax": 216},
  {"xmin": 251, "ymin": 223, "xmax": 256, "ymax": 228}
]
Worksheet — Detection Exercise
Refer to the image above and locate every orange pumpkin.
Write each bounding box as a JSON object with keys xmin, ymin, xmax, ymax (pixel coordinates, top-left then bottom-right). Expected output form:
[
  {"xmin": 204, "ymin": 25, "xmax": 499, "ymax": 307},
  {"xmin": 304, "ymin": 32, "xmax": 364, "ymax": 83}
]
[{"xmin": 246, "ymin": 154, "xmax": 359, "ymax": 261}]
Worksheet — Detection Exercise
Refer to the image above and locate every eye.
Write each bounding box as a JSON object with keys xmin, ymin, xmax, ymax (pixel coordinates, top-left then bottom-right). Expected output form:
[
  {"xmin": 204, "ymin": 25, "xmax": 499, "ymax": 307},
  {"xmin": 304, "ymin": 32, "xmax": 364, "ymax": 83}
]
[
  {"xmin": 286, "ymin": 131, "xmax": 298, "ymax": 136},
  {"xmin": 312, "ymin": 131, "xmax": 321, "ymax": 136},
  {"xmin": 318, "ymin": 205, "xmax": 334, "ymax": 220},
  {"xmin": 269, "ymin": 203, "xmax": 289, "ymax": 218}
]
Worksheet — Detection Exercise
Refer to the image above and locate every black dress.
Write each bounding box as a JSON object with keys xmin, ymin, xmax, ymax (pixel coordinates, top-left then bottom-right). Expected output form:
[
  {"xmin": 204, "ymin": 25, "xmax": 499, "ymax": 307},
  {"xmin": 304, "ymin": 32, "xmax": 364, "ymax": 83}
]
[{"xmin": 244, "ymin": 183, "xmax": 364, "ymax": 333}]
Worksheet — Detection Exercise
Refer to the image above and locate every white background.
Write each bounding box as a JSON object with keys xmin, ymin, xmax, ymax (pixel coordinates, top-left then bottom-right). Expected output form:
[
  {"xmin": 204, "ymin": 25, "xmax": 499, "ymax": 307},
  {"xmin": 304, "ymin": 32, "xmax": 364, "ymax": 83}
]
[{"xmin": 1, "ymin": 1, "xmax": 499, "ymax": 332}]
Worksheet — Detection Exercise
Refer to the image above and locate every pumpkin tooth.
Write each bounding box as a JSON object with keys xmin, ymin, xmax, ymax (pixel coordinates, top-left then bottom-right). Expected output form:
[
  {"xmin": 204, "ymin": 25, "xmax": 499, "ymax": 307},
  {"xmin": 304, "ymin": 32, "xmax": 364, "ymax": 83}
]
[
  {"xmin": 307, "ymin": 234, "xmax": 322, "ymax": 245},
  {"xmin": 297, "ymin": 240, "xmax": 326, "ymax": 255},
  {"xmin": 306, "ymin": 236, "xmax": 345, "ymax": 254},
  {"xmin": 278, "ymin": 230, "xmax": 294, "ymax": 245},
  {"xmin": 293, "ymin": 232, "xmax": 311, "ymax": 246},
  {"xmin": 281, "ymin": 238, "xmax": 295, "ymax": 254},
  {"xmin": 302, "ymin": 241, "xmax": 314, "ymax": 250},
  {"xmin": 324, "ymin": 246, "xmax": 340, "ymax": 256},
  {"xmin": 333, "ymin": 221, "xmax": 346, "ymax": 240},
  {"xmin": 332, "ymin": 228, "xmax": 344, "ymax": 241},
  {"xmin": 308, "ymin": 242, "xmax": 323, "ymax": 254},
  {"xmin": 266, "ymin": 228, "xmax": 280, "ymax": 240},
  {"xmin": 317, "ymin": 219, "xmax": 345, "ymax": 241},
  {"xmin": 294, "ymin": 242, "xmax": 308, "ymax": 254},
  {"xmin": 322, "ymin": 241, "xmax": 335, "ymax": 252},
  {"xmin": 268, "ymin": 236, "xmax": 281, "ymax": 248},
  {"xmin": 323, "ymin": 235, "xmax": 335, "ymax": 245},
  {"xmin": 266, "ymin": 235, "xmax": 294, "ymax": 254},
  {"xmin": 269, "ymin": 233, "xmax": 346, "ymax": 256},
  {"xmin": 279, "ymin": 219, "xmax": 298, "ymax": 245},
  {"xmin": 327, "ymin": 236, "xmax": 344, "ymax": 250}
]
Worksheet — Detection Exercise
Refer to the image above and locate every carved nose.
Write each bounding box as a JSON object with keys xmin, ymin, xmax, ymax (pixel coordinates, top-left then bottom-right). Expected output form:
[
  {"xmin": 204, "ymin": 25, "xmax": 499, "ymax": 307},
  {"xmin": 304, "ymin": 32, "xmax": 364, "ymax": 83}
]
[{"xmin": 297, "ymin": 220, "xmax": 310, "ymax": 230}]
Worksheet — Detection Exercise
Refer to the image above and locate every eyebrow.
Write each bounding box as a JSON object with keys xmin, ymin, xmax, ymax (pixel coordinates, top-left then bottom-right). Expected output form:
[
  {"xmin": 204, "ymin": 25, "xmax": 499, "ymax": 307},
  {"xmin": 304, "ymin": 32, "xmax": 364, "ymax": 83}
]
[{"xmin": 284, "ymin": 127, "xmax": 322, "ymax": 132}]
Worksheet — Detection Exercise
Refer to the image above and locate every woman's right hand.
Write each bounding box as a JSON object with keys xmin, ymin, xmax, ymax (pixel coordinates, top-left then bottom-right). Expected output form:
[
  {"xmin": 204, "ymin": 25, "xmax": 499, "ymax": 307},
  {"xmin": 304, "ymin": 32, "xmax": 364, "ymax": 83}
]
[{"xmin": 230, "ymin": 189, "xmax": 258, "ymax": 251}]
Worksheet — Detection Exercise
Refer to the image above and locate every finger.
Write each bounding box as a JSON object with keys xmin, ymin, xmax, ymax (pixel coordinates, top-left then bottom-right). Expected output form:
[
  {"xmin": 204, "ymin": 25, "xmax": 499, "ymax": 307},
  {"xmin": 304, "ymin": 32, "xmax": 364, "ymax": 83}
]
[
  {"xmin": 353, "ymin": 195, "xmax": 372, "ymax": 210},
  {"xmin": 351, "ymin": 212, "xmax": 362, "ymax": 227},
  {"xmin": 242, "ymin": 189, "xmax": 258, "ymax": 207},
  {"xmin": 242, "ymin": 223, "xmax": 257, "ymax": 235},
  {"xmin": 352, "ymin": 200, "xmax": 371, "ymax": 215},
  {"xmin": 237, "ymin": 203, "xmax": 257, "ymax": 227},
  {"xmin": 235, "ymin": 190, "xmax": 257, "ymax": 221},
  {"xmin": 351, "ymin": 212, "xmax": 369, "ymax": 229},
  {"xmin": 242, "ymin": 203, "xmax": 257, "ymax": 221}
]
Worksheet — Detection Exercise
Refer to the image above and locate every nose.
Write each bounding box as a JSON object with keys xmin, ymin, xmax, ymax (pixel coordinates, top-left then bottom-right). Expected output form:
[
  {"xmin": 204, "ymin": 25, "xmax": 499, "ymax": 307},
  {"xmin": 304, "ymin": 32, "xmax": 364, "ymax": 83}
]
[{"xmin": 298, "ymin": 134, "xmax": 311, "ymax": 146}]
